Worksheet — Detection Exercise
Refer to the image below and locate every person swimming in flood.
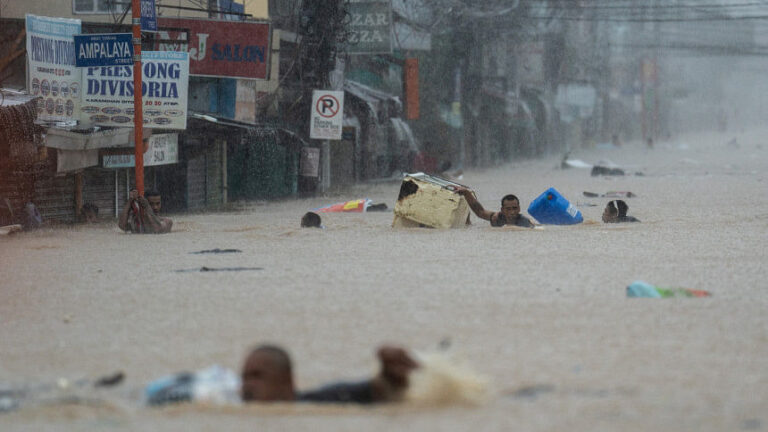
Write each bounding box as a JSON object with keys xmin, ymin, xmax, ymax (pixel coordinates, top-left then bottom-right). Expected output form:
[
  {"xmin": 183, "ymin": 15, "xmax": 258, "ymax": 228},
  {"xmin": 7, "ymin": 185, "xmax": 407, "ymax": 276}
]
[
  {"xmin": 241, "ymin": 344, "xmax": 419, "ymax": 403},
  {"xmin": 118, "ymin": 189, "xmax": 172, "ymax": 234},
  {"xmin": 602, "ymin": 200, "xmax": 640, "ymax": 223},
  {"xmin": 453, "ymin": 187, "xmax": 534, "ymax": 228},
  {"xmin": 300, "ymin": 211, "xmax": 322, "ymax": 228}
]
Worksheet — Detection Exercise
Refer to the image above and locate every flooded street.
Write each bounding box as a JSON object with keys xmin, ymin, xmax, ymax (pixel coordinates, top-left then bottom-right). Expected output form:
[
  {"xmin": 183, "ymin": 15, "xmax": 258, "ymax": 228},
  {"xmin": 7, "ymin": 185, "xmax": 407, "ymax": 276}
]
[{"xmin": 2, "ymin": 129, "xmax": 767, "ymax": 431}]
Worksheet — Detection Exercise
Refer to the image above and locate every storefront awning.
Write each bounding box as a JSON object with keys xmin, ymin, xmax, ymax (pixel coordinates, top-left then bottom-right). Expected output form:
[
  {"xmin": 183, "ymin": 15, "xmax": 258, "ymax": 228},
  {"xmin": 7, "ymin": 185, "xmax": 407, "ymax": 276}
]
[
  {"xmin": 188, "ymin": 112, "xmax": 309, "ymax": 150},
  {"xmin": 344, "ymin": 80, "xmax": 403, "ymax": 121}
]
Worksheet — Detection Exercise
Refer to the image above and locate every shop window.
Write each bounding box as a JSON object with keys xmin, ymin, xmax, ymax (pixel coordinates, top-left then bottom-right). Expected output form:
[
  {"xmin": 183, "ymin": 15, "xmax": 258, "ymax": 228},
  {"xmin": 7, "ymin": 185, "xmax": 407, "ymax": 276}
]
[{"xmin": 73, "ymin": 0, "xmax": 118, "ymax": 14}]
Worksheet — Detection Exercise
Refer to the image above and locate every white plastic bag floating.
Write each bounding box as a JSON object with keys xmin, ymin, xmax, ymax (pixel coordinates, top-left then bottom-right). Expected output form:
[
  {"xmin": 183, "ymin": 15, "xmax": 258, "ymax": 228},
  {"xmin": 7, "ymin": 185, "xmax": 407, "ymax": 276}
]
[{"xmin": 145, "ymin": 365, "xmax": 240, "ymax": 406}]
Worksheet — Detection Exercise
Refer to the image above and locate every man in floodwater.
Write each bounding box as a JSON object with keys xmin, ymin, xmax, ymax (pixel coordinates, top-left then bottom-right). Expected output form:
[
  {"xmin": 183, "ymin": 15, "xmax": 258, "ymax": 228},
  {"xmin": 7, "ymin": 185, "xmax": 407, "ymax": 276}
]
[
  {"xmin": 453, "ymin": 187, "xmax": 534, "ymax": 228},
  {"xmin": 602, "ymin": 200, "xmax": 640, "ymax": 223},
  {"xmin": 118, "ymin": 189, "xmax": 173, "ymax": 234},
  {"xmin": 300, "ymin": 211, "xmax": 323, "ymax": 228},
  {"xmin": 241, "ymin": 345, "xmax": 419, "ymax": 403}
]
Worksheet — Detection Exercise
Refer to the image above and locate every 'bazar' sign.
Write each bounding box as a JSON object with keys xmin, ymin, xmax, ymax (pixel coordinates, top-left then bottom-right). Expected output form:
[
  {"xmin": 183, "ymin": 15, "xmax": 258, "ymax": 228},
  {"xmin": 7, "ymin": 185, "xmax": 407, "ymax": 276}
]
[
  {"xmin": 155, "ymin": 17, "xmax": 270, "ymax": 80},
  {"xmin": 347, "ymin": 0, "xmax": 392, "ymax": 55}
]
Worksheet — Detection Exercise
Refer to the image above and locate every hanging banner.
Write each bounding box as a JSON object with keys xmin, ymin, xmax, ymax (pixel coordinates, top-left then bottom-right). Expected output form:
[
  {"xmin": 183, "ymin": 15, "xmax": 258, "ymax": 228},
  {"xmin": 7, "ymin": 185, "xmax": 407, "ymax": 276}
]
[
  {"xmin": 25, "ymin": 14, "xmax": 82, "ymax": 123},
  {"xmin": 80, "ymin": 51, "xmax": 189, "ymax": 129},
  {"xmin": 141, "ymin": 0, "xmax": 158, "ymax": 32},
  {"xmin": 155, "ymin": 17, "xmax": 270, "ymax": 80},
  {"xmin": 310, "ymin": 90, "xmax": 344, "ymax": 140}
]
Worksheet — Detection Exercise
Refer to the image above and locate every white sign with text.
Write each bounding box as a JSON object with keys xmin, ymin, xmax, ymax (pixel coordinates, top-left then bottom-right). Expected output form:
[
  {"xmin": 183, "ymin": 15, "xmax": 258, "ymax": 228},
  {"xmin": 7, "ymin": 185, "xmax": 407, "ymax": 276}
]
[{"xmin": 310, "ymin": 90, "xmax": 344, "ymax": 140}]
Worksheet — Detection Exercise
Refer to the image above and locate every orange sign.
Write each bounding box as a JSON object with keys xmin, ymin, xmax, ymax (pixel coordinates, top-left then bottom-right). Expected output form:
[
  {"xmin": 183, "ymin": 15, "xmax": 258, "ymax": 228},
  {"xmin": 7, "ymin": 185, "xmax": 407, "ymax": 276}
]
[{"xmin": 404, "ymin": 58, "xmax": 419, "ymax": 120}]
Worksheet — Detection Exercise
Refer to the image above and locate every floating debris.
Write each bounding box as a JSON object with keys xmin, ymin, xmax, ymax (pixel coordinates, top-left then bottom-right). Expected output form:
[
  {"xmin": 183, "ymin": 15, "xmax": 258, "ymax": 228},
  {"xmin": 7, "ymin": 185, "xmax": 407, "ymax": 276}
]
[
  {"xmin": 507, "ymin": 384, "xmax": 555, "ymax": 400},
  {"xmin": 190, "ymin": 248, "xmax": 242, "ymax": 254},
  {"xmin": 175, "ymin": 267, "xmax": 263, "ymax": 273},
  {"xmin": 94, "ymin": 372, "xmax": 125, "ymax": 388}
]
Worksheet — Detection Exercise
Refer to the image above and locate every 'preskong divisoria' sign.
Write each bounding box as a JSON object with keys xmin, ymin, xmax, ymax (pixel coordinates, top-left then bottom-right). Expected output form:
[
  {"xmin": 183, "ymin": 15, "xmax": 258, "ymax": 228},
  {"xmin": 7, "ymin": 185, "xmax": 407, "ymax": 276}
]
[{"xmin": 81, "ymin": 51, "xmax": 189, "ymax": 129}]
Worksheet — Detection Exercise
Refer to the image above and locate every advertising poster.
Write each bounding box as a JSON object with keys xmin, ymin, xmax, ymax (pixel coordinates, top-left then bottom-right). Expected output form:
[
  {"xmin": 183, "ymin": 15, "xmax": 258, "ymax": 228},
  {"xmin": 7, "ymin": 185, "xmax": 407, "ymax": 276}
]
[
  {"xmin": 155, "ymin": 17, "xmax": 270, "ymax": 80},
  {"xmin": 80, "ymin": 51, "xmax": 189, "ymax": 129},
  {"xmin": 25, "ymin": 14, "xmax": 82, "ymax": 122}
]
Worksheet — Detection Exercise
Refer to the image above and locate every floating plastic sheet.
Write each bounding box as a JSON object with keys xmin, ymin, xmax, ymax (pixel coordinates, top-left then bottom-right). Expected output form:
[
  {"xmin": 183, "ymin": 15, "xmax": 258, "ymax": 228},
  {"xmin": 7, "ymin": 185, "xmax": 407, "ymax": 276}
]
[{"xmin": 312, "ymin": 198, "xmax": 372, "ymax": 213}]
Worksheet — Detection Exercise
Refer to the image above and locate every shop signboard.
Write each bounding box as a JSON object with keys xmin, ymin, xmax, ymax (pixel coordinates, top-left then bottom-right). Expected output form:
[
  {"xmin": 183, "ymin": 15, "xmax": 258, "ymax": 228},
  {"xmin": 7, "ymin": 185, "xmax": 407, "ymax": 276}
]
[
  {"xmin": 102, "ymin": 133, "xmax": 179, "ymax": 168},
  {"xmin": 80, "ymin": 51, "xmax": 189, "ymax": 129},
  {"xmin": 155, "ymin": 17, "xmax": 270, "ymax": 80},
  {"xmin": 347, "ymin": 0, "xmax": 392, "ymax": 55},
  {"xmin": 25, "ymin": 14, "xmax": 82, "ymax": 122}
]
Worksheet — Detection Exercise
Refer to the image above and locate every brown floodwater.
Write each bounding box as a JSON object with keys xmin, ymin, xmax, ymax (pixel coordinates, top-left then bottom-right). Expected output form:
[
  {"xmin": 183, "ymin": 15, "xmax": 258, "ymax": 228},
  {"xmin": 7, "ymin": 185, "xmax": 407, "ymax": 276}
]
[{"xmin": 1, "ymin": 129, "xmax": 767, "ymax": 431}]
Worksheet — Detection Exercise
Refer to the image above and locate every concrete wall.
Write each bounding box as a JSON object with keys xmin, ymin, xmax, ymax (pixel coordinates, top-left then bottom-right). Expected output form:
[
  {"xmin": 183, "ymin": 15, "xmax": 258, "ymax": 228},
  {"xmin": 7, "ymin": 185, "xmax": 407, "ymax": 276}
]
[{"xmin": 244, "ymin": 1, "xmax": 267, "ymax": 19}]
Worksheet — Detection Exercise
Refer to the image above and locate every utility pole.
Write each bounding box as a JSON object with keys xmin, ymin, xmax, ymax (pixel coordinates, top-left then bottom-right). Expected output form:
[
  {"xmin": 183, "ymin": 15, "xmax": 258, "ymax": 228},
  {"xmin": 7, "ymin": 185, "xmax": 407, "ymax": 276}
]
[
  {"xmin": 653, "ymin": 0, "xmax": 661, "ymax": 141},
  {"xmin": 131, "ymin": 0, "xmax": 145, "ymax": 195}
]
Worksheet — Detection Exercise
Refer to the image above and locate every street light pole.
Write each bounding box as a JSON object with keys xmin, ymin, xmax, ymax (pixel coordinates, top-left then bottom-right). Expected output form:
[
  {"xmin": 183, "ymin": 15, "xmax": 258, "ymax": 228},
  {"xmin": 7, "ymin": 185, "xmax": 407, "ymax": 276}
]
[{"xmin": 131, "ymin": 0, "xmax": 145, "ymax": 196}]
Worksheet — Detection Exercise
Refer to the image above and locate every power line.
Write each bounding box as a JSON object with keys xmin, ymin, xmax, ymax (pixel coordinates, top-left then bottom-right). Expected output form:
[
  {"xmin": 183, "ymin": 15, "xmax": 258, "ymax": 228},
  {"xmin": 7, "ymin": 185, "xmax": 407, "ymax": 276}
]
[
  {"xmin": 519, "ymin": 14, "xmax": 768, "ymax": 22},
  {"xmin": 540, "ymin": 1, "xmax": 768, "ymax": 10},
  {"xmin": 546, "ymin": 2, "xmax": 768, "ymax": 11}
]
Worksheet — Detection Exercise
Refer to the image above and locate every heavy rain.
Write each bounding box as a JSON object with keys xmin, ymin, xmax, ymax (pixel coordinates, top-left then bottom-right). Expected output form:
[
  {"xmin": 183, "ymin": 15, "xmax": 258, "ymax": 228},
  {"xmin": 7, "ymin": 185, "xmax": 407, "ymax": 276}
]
[{"xmin": 1, "ymin": 0, "xmax": 767, "ymax": 431}]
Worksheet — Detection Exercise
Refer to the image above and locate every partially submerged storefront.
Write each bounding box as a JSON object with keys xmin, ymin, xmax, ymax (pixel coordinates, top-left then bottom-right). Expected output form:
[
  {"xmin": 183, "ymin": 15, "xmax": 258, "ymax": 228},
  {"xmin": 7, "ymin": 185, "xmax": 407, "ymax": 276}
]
[
  {"xmin": 0, "ymin": 91, "xmax": 44, "ymax": 225},
  {"xmin": 41, "ymin": 125, "xmax": 183, "ymax": 221},
  {"xmin": 187, "ymin": 113, "xmax": 303, "ymax": 202},
  {"xmin": 343, "ymin": 80, "xmax": 420, "ymax": 180}
]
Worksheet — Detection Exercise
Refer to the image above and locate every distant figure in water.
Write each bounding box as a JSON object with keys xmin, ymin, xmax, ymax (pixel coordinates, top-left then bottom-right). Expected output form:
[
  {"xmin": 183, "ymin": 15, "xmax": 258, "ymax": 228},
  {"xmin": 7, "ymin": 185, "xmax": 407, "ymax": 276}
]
[
  {"xmin": 118, "ymin": 189, "xmax": 172, "ymax": 234},
  {"xmin": 453, "ymin": 187, "xmax": 534, "ymax": 228},
  {"xmin": 241, "ymin": 344, "xmax": 419, "ymax": 403},
  {"xmin": 646, "ymin": 137, "xmax": 654, "ymax": 149},
  {"xmin": 81, "ymin": 202, "xmax": 99, "ymax": 223},
  {"xmin": 602, "ymin": 200, "xmax": 640, "ymax": 223},
  {"xmin": 300, "ymin": 211, "xmax": 322, "ymax": 228}
]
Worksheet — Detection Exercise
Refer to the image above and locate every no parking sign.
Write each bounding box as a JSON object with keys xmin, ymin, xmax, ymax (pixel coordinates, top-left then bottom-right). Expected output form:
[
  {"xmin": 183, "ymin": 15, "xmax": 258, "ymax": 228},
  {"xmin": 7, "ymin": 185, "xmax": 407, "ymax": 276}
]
[{"xmin": 310, "ymin": 90, "xmax": 344, "ymax": 140}]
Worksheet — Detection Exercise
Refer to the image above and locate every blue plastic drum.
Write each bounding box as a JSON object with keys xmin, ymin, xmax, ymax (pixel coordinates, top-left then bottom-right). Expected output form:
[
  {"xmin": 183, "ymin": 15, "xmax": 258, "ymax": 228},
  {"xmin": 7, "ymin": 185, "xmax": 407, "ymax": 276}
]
[{"xmin": 527, "ymin": 187, "xmax": 583, "ymax": 225}]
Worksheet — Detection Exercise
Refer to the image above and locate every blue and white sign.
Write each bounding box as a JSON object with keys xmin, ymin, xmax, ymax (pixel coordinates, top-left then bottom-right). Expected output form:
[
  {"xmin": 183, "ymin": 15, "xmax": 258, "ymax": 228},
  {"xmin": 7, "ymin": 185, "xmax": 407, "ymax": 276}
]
[
  {"xmin": 81, "ymin": 51, "xmax": 189, "ymax": 129},
  {"xmin": 141, "ymin": 0, "xmax": 158, "ymax": 31},
  {"xmin": 74, "ymin": 33, "xmax": 133, "ymax": 67},
  {"xmin": 25, "ymin": 14, "xmax": 82, "ymax": 122}
]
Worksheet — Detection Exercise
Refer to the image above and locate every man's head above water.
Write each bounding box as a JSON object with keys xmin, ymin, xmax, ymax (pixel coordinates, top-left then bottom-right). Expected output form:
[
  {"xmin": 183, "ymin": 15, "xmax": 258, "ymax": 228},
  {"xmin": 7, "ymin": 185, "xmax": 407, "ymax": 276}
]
[
  {"xmin": 602, "ymin": 200, "xmax": 629, "ymax": 222},
  {"xmin": 145, "ymin": 190, "xmax": 162, "ymax": 214},
  {"xmin": 241, "ymin": 345, "xmax": 296, "ymax": 402},
  {"xmin": 500, "ymin": 194, "xmax": 521, "ymax": 221}
]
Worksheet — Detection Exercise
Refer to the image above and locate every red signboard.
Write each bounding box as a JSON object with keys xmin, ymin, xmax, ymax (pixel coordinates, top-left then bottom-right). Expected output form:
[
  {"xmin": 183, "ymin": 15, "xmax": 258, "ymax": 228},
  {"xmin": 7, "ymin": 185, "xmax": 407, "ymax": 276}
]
[{"xmin": 155, "ymin": 17, "xmax": 270, "ymax": 80}]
